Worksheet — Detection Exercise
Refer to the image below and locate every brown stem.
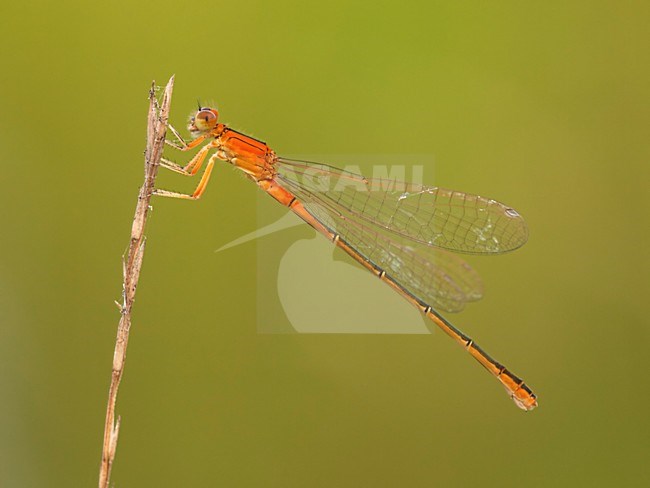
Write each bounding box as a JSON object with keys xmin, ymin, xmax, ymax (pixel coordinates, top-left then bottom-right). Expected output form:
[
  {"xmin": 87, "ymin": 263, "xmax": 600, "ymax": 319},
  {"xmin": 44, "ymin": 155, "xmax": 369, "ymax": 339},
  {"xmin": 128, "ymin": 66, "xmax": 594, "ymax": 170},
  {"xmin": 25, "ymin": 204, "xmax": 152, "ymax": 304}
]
[{"xmin": 98, "ymin": 76, "xmax": 174, "ymax": 488}]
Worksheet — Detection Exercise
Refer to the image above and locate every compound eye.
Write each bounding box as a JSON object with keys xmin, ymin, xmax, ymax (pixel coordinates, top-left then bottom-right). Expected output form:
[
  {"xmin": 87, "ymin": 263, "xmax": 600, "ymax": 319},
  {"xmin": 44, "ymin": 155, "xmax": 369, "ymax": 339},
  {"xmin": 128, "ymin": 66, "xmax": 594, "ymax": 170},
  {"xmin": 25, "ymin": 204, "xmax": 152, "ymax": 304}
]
[
  {"xmin": 200, "ymin": 110, "xmax": 216, "ymax": 124},
  {"xmin": 194, "ymin": 108, "xmax": 218, "ymax": 131}
]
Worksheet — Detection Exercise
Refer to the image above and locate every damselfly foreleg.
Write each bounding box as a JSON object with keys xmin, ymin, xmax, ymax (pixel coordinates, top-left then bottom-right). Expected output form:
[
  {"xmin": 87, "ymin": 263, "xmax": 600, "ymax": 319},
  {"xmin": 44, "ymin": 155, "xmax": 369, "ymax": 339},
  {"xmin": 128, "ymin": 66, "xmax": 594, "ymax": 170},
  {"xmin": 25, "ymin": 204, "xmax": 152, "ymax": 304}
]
[
  {"xmin": 159, "ymin": 140, "xmax": 219, "ymax": 176},
  {"xmin": 155, "ymin": 141, "xmax": 222, "ymax": 200},
  {"xmin": 164, "ymin": 123, "xmax": 207, "ymax": 151},
  {"xmin": 154, "ymin": 154, "xmax": 217, "ymax": 200}
]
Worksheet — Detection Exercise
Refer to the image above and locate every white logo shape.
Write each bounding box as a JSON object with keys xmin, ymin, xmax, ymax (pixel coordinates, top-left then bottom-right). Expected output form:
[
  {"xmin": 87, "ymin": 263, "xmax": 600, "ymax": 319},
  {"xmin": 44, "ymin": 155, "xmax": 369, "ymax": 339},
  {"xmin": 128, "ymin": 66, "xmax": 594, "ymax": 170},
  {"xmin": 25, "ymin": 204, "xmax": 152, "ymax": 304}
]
[{"xmin": 217, "ymin": 211, "xmax": 430, "ymax": 334}]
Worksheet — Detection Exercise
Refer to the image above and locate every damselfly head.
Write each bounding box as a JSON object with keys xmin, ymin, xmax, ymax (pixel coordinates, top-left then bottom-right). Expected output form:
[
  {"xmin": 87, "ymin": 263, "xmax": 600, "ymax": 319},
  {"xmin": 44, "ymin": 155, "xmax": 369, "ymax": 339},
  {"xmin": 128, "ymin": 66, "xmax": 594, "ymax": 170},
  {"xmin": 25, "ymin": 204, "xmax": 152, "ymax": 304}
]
[{"xmin": 188, "ymin": 107, "xmax": 219, "ymax": 137}]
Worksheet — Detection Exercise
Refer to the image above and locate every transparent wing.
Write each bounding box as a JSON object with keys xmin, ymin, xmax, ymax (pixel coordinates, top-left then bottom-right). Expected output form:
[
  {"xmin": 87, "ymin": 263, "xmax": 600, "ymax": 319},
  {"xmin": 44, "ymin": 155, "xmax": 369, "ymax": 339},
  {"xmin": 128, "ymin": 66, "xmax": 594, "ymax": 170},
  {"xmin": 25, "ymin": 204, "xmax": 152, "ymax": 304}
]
[
  {"xmin": 277, "ymin": 172, "xmax": 484, "ymax": 313},
  {"xmin": 277, "ymin": 158, "xmax": 528, "ymax": 254}
]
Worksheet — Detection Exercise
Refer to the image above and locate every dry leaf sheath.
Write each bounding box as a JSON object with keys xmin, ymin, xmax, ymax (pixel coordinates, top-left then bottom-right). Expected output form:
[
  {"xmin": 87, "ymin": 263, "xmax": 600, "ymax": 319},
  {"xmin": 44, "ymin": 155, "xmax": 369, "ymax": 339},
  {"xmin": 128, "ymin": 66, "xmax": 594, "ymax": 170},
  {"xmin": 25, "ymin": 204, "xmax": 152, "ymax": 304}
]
[{"xmin": 98, "ymin": 76, "xmax": 174, "ymax": 488}]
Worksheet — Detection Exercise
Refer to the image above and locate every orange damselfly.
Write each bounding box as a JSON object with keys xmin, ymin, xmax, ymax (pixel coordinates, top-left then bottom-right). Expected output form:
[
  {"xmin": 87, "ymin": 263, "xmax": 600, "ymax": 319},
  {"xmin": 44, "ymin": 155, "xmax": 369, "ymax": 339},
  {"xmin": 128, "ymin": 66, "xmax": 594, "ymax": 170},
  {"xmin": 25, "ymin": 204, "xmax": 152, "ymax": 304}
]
[{"xmin": 154, "ymin": 105, "xmax": 538, "ymax": 411}]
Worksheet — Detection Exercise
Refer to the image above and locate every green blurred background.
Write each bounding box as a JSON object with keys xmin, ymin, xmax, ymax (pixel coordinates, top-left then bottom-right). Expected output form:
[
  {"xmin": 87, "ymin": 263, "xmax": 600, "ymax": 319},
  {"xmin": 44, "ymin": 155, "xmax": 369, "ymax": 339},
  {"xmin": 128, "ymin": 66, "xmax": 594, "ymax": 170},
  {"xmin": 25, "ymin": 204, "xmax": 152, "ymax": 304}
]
[{"xmin": 1, "ymin": 1, "xmax": 649, "ymax": 486}]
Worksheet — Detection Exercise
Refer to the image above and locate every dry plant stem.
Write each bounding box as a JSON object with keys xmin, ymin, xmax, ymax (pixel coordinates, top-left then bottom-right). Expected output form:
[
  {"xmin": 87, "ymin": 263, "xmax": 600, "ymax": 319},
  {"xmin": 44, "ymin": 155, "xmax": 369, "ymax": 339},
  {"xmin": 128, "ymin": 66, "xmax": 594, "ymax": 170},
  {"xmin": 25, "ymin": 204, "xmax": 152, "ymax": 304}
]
[{"xmin": 98, "ymin": 76, "xmax": 174, "ymax": 488}]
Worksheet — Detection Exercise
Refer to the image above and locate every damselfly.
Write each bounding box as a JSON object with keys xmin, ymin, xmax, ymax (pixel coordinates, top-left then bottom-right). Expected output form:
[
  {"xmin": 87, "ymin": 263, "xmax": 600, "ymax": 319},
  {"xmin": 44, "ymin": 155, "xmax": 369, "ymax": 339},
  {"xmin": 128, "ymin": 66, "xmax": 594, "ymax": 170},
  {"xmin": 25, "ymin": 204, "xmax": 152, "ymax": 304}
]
[{"xmin": 154, "ymin": 105, "xmax": 538, "ymax": 411}]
